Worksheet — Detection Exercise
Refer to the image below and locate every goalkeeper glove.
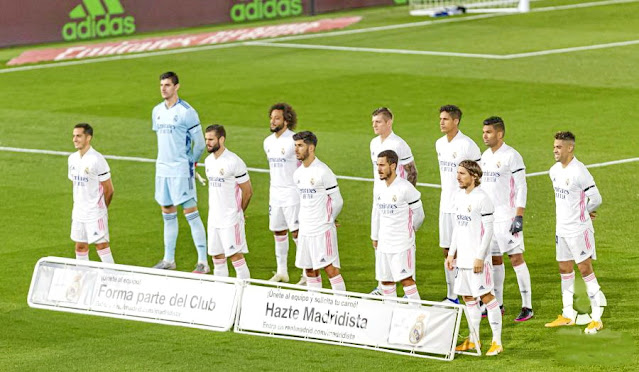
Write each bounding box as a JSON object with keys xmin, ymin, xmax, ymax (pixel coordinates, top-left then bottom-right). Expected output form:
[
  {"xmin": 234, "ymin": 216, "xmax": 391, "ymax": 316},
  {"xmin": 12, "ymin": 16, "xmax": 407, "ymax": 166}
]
[{"xmin": 509, "ymin": 215, "xmax": 523, "ymax": 234}]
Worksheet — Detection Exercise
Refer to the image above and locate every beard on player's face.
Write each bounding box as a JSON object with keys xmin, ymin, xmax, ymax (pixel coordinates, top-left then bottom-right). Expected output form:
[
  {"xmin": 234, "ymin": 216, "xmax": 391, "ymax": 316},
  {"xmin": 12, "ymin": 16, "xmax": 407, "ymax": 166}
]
[
  {"xmin": 270, "ymin": 123, "xmax": 285, "ymax": 133},
  {"xmin": 207, "ymin": 144, "xmax": 220, "ymax": 153}
]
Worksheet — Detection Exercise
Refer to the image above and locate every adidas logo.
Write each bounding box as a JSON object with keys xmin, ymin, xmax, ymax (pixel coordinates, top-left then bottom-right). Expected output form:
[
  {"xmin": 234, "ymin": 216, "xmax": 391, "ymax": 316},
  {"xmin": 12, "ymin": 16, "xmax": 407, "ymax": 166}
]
[
  {"xmin": 508, "ymin": 240, "xmax": 515, "ymax": 244},
  {"xmin": 320, "ymin": 258, "xmax": 326, "ymax": 262},
  {"xmin": 230, "ymin": 0, "xmax": 303, "ymax": 23},
  {"xmin": 93, "ymin": 232, "xmax": 98, "ymax": 236},
  {"xmin": 62, "ymin": 0, "xmax": 136, "ymax": 41},
  {"xmin": 479, "ymin": 285, "xmax": 485, "ymax": 290},
  {"xmin": 580, "ymin": 251, "xmax": 586, "ymax": 256},
  {"xmin": 182, "ymin": 192, "xmax": 188, "ymax": 196},
  {"xmin": 401, "ymin": 269, "xmax": 407, "ymax": 274}
]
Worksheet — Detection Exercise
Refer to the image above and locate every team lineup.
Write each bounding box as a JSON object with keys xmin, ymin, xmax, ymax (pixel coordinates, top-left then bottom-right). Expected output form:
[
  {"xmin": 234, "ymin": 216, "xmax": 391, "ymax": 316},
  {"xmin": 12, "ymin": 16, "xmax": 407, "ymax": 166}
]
[{"xmin": 67, "ymin": 71, "xmax": 607, "ymax": 356}]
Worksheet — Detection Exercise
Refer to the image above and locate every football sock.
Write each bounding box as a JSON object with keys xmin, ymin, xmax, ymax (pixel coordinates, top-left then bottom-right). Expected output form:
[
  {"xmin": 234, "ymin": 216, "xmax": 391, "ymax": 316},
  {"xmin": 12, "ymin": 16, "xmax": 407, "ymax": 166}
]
[
  {"xmin": 162, "ymin": 212, "xmax": 178, "ymax": 262},
  {"xmin": 307, "ymin": 275, "xmax": 323, "ymax": 289},
  {"xmin": 329, "ymin": 274, "xmax": 346, "ymax": 292},
  {"xmin": 486, "ymin": 299, "xmax": 503, "ymax": 345},
  {"xmin": 445, "ymin": 259, "xmax": 457, "ymax": 299},
  {"xmin": 97, "ymin": 247, "xmax": 114, "ymax": 264},
  {"xmin": 403, "ymin": 284, "xmax": 420, "ymax": 301},
  {"xmin": 560, "ymin": 272, "xmax": 575, "ymax": 319},
  {"xmin": 514, "ymin": 262, "xmax": 532, "ymax": 309},
  {"xmin": 274, "ymin": 234, "xmax": 289, "ymax": 275},
  {"xmin": 466, "ymin": 299, "xmax": 482, "ymax": 344},
  {"xmin": 213, "ymin": 258, "xmax": 229, "ymax": 277},
  {"xmin": 185, "ymin": 211, "xmax": 207, "ymax": 262},
  {"xmin": 583, "ymin": 273, "xmax": 604, "ymax": 321},
  {"xmin": 380, "ymin": 284, "xmax": 397, "ymax": 297},
  {"xmin": 75, "ymin": 250, "xmax": 89, "ymax": 261},
  {"xmin": 493, "ymin": 263, "xmax": 505, "ymax": 305},
  {"xmin": 232, "ymin": 257, "xmax": 250, "ymax": 279}
]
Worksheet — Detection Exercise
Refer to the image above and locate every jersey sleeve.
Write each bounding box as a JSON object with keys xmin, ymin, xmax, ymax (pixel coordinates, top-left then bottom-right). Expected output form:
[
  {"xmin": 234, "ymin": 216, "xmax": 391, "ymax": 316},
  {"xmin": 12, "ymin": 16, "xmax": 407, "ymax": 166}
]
[
  {"xmin": 151, "ymin": 107, "xmax": 158, "ymax": 132},
  {"xmin": 323, "ymin": 167, "xmax": 339, "ymax": 195},
  {"xmin": 96, "ymin": 156, "xmax": 111, "ymax": 182},
  {"xmin": 398, "ymin": 140, "xmax": 414, "ymax": 165},
  {"xmin": 510, "ymin": 151, "xmax": 527, "ymax": 209},
  {"xmin": 234, "ymin": 156, "xmax": 250, "ymax": 184},
  {"xmin": 468, "ymin": 140, "xmax": 481, "ymax": 161},
  {"xmin": 405, "ymin": 183, "xmax": 421, "ymax": 205},
  {"xmin": 67, "ymin": 156, "xmax": 73, "ymax": 181}
]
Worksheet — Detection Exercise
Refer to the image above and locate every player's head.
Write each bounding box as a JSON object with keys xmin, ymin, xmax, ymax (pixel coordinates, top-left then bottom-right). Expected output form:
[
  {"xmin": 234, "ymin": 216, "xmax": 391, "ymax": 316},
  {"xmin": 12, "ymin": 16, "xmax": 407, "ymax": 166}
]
[
  {"xmin": 439, "ymin": 105, "xmax": 462, "ymax": 134},
  {"xmin": 371, "ymin": 107, "xmax": 393, "ymax": 137},
  {"xmin": 553, "ymin": 131, "xmax": 575, "ymax": 163},
  {"xmin": 72, "ymin": 123, "xmax": 93, "ymax": 151},
  {"xmin": 269, "ymin": 103, "xmax": 297, "ymax": 133},
  {"xmin": 293, "ymin": 131, "xmax": 317, "ymax": 162},
  {"xmin": 159, "ymin": 71, "xmax": 179, "ymax": 101},
  {"xmin": 205, "ymin": 124, "xmax": 226, "ymax": 153},
  {"xmin": 482, "ymin": 116, "xmax": 505, "ymax": 148},
  {"xmin": 457, "ymin": 160, "xmax": 482, "ymax": 189},
  {"xmin": 377, "ymin": 149, "xmax": 398, "ymax": 181}
]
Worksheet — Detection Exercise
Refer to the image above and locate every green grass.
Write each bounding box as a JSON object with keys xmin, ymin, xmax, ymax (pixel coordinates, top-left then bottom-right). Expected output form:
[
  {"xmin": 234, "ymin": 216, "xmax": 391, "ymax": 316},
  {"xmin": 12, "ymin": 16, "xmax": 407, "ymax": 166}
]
[{"xmin": 1, "ymin": 1, "xmax": 639, "ymax": 370}]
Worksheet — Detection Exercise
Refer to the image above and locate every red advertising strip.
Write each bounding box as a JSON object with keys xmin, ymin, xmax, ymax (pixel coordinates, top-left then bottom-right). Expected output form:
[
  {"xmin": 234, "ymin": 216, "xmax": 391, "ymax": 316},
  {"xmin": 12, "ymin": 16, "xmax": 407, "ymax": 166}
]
[{"xmin": 7, "ymin": 16, "xmax": 361, "ymax": 66}]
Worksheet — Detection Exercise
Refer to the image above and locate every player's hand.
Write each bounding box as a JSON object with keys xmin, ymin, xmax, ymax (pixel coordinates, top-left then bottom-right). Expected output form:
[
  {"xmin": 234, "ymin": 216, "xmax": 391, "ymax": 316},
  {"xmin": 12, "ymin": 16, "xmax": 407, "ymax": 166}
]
[
  {"xmin": 334, "ymin": 219, "xmax": 341, "ymax": 228},
  {"xmin": 445, "ymin": 256, "xmax": 455, "ymax": 270},
  {"xmin": 372, "ymin": 240, "xmax": 378, "ymax": 250},
  {"xmin": 195, "ymin": 172, "xmax": 206, "ymax": 186},
  {"xmin": 473, "ymin": 259, "xmax": 484, "ymax": 273},
  {"xmin": 509, "ymin": 215, "xmax": 523, "ymax": 234},
  {"xmin": 589, "ymin": 211, "xmax": 597, "ymax": 220}
]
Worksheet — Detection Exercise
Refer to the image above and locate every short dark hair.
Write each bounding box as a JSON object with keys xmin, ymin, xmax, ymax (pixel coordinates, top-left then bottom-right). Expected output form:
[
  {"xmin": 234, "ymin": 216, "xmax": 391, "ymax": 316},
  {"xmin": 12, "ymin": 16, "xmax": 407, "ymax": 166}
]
[
  {"xmin": 269, "ymin": 103, "xmax": 297, "ymax": 130},
  {"xmin": 372, "ymin": 107, "xmax": 393, "ymax": 121},
  {"xmin": 206, "ymin": 124, "xmax": 226, "ymax": 139},
  {"xmin": 74, "ymin": 123, "xmax": 93, "ymax": 136},
  {"xmin": 160, "ymin": 71, "xmax": 179, "ymax": 85},
  {"xmin": 459, "ymin": 160, "xmax": 482, "ymax": 186},
  {"xmin": 293, "ymin": 131, "xmax": 317, "ymax": 147},
  {"xmin": 555, "ymin": 131, "xmax": 575, "ymax": 142},
  {"xmin": 440, "ymin": 105, "xmax": 462, "ymax": 122},
  {"xmin": 378, "ymin": 150, "xmax": 398, "ymax": 167},
  {"xmin": 483, "ymin": 116, "xmax": 505, "ymax": 134}
]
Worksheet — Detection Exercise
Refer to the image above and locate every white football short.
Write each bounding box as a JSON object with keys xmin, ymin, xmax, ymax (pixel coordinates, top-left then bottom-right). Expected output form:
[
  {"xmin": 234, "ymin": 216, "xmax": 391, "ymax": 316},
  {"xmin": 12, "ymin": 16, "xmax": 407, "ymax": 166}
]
[
  {"xmin": 208, "ymin": 222, "xmax": 249, "ymax": 258},
  {"xmin": 439, "ymin": 212, "xmax": 455, "ymax": 248},
  {"xmin": 269, "ymin": 204, "xmax": 300, "ymax": 232},
  {"xmin": 296, "ymin": 226, "xmax": 340, "ymax": 270},
  {"xmin": 71, "ymin": 216, "xmax": 109, "ymax": 244},
  {"xmin": 375, "ymin": 246, "xmax": 416, "ymax": 283},
  {"xmin": 490, "ymin": 220, "xmax": 525, "ymax": 256},
  {"xmin": 454, "ymin": 263, "xmax": 494, "ymax": 298},
  {"xmin": 556, "ymin": 229, "xmax": 596, "ymax": 264}
]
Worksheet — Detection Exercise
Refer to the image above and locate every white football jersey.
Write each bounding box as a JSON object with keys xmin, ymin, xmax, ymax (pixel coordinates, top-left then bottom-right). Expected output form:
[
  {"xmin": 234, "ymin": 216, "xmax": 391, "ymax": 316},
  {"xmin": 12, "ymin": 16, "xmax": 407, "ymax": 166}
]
[
  {"xmin": 205, "ymin": 149, "xmax": 250, "ymax": 228},
  {"xmin": 293, "ymin": 158, "xmax": 340, "ymax": 236},
  {"xmin": 450, "ymin": 188, "xmax": 495, "ymax": 269},
  {"xmin": 375, "ymin": 177, "xmax": 422, "ymax": 253},
  {"xmin": 436, "ymin": 131, "xmax": 481, "ymax": 213},
  {"xmin": 480, "ymin": 143, "xmax": 527, "ymax": 222},
  {"xmin": 68, "ymin": 147, "xmax": 111, "ymax": 222},
  {"xmin": 370, "ymin": 132, "xmax": 414, "ymax": 196},
  {"xmin": 550, "ymin": 157, "xmax": 599, "ymax": 237},
  {"xmin": 263, "ymin": 129, "xmax": 300, "ymax": 207}
]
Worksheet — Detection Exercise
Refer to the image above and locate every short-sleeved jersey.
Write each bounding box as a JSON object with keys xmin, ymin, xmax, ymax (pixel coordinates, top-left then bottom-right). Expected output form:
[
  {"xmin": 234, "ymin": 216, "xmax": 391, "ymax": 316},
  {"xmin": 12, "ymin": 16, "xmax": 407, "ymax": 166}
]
[
  {"xmin": 451, "ymin": 188, "xmax": 495, "ymax": 269},
  {"xmin": 375, "ymin": 177, "xmax": 422, "ymax": 253},
  {"xmin": 293, "ymin": 158, "xmax": 339, "ymax": 236},
  {"xmin": 370, "ymin": 132, "xmax": 414, "ymax": 196},
  {"xmin": 436, "ymin": 131, "xmax": 481, "ymax": 213},
  {"xmin": 549, "ymin": 157, "xmax": 597, "ymax": 237},
  {"xmin": 68, "ymin": 147, "xmax": 111, "ymax": 222},
  {"xmin": 480, "ymin": 143, "xmax": 527, "ymax": 222},
  {"xmin": 205, "ymin": 149, "xmax": 250, "ymax": 228},
  {"xmin": 263, "ymin": 129, "xmax": 300, "ymax": 207},
  {"xmin": 152, "ymin": 99, "xmax": 201, "ymax": 178}
]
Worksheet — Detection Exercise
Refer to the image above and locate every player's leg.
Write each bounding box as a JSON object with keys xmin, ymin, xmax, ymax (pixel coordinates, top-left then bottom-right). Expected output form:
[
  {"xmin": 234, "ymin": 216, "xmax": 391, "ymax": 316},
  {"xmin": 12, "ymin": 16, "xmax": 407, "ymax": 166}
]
[
  {"xmin": 154, "ymin": 176, "xmax": 177, "ymax": 269},
  {"xmin": 369, "ymin": 203, "xmax": 383, "ymax": 296},
  {"xmin": 290, "ymin": 229, "xmax": 306, "ymax": 285},
  {"xmin": 230, "ymin": 253, "xmax": 250, "ymax": 279},
  {"xmin": 454, "ymin": 270, "xmax": 480, "ymax": 352},
  {"xmin": 440, "ymin": 212, "xmax": 458, "ymax": 303},
  {"xmin": 376, "ymin": 251, "xmax": 397, "ymax": 297},
  {"xmin": 182, "ymin": 196, "xmax": 208, "ymax": 273},
  {"xmin": 75, "ymin": 242, "xmax": 90, "ymax": 260},
  {"xmin": 295, "ymin": 234, "xmax": 318, "ymax": 288},
  {"xmin": 227, "ymin": 222, "xmax": 250, "ymax": 279},
  {"xmin": 209, "ymin": 228, "xmax": 228, "ymax": 277},
  {"xmin": 71, "ymin": 220, "xmax": 89, "ymax": 260},
  {"xmin": 269, "ymin": 205, "xmax": 289, "ymax": 282},
  {"xmin": 396, "ymin": 248, "xmax": 419, "ymax": 300},
  {"xmin": 325, "ymin": 264, "xmax": 345, "ymax": 292},
  {"xmin": 321, "ymin": 227, "xmax": 345, "ymax": 292},
  {"xmin": 490, "ymin": 232, "xmax": 506, "ymax": 310},
  {"xmin": 89, "ymin": 215, "xmax": 114, "ymax": 264},
  {"xmin": 546, "ymin": 235, "xmax": 578, "ymax": 327},
  {"xmin": 509, "ymin": 252, "xmax": 533, "ymax": 321},
  {"xmin": 576, "ymin": 230, "xmax": 605, "ymax": 334},
  {"xmin": 481, "ymin": 292, "xmax": 503, "ymax": 356}
]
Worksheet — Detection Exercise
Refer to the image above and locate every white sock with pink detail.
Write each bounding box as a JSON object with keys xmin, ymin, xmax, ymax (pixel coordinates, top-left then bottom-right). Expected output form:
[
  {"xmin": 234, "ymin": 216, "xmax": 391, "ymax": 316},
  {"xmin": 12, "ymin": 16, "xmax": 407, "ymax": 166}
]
[
  {"xmin": 75, "ymin": 250, "xmax": 89, "ymax": 261},
  {"xmin": 307, "ymin": 275, "xmax": 323, "ymax": 289},
  {"xmin": 97, "ymin": 247, "xmax": 114, "ymax": 264},
  {"xmin": 213, "ymin": 258, "xmax": 229, "ymax": 277},
  {"xmin": 329, "ymin": 274, "xmax": 346, "ymax": 292},
  {"xmin": 232, "ymin": 257, "xmax": 250, "ymax": 279}
]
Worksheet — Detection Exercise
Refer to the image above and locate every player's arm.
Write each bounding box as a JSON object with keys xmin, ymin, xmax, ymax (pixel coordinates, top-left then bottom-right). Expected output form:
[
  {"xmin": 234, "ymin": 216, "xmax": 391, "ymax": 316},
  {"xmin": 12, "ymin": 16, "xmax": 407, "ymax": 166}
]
[
  {"xmin": 238, "ymin": 180, "xmax": 253, "ymax": 212},
  {"xmin": 581, "ymin": 168, "xmax": 602, "ymax": 218},
  {"xmin": 510, "ymin": 159, "xmax": 527, "ymax": 233},
  {"xmin": 371, "ymin": 202, "xmax": 380, "ymax": 249},
  {"xmin": 410, "ymin": 199, "xmax": 425, "ymax": 231},
  {"xmin": 189, "ymin": 125, "xmax": 205, "ymax": 163},
  {"xmin": 101, "ymin": 179, "xmax": 114, "ymax": 208},
  {"xmin": 403, "ymin": 161, "xmax": 418, "ymax": 186},
  {"xmin": 327, "ymin": 186, "xmax": 343, "ymax": 221},
  {"xmin": 446, "ymin": 228, "xmax": 458, "ymax": 270},
  {"xmin": 475, "ymin": 211, "xmax": 495, "ymax": 273}
]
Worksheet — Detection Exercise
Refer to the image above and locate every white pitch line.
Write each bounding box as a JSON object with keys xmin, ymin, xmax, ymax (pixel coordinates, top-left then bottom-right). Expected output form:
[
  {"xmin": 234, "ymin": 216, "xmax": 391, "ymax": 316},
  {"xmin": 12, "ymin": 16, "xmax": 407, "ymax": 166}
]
[
  {"xmin": 3, "ymin": 146, "xmax": 638, "ymax": 188},
  {"xmin": 501, "ymin": 39, "xmax": 639, "ymax": 59}
]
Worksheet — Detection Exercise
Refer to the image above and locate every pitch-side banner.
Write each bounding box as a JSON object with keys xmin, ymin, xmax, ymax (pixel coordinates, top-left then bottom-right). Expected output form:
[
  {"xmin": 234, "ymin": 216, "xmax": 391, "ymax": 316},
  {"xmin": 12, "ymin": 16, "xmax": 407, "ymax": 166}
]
[
  {"xmin": 27, "ymin": 257, "xmax": 241, "ymax": 331},
  {"xmin": 236, "ymin": 281, "xmax": 462, "ymax": 359}
]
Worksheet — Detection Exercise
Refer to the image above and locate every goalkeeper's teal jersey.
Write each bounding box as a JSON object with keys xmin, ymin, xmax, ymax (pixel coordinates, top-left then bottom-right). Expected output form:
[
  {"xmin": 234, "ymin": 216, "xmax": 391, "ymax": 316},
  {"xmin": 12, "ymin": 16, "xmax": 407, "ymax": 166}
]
[{"xmin": 152, "ymin": 99, "xmax": 202, "ymax": 178}]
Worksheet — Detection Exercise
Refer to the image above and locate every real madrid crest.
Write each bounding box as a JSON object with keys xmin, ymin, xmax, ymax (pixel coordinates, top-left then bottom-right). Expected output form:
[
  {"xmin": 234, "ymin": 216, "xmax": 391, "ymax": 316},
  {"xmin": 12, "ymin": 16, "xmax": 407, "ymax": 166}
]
[
  {"xmin": 84, "ymin": 167, "xmax": 89, "ymax": 174},
  {"xmin": 467, "ymin": 204, "xmax": 472, "ymax": 213},
  {"xmin": 452, "ymin": 152, "xmax": 457, "ymax": 159},
  {"xmin": 281, "ymin": 148, "xmax": 285, "ymax": 155},
  {"xmin": 392, "ymin": 195, "xmax": 397, "ymax": 202},
  {"xmin": 310, "ymin": 178, "xmax": 315, "ymax": 186},
  {"xmin": 496, "ymin": 161, "xmax": 501, "ymax": 168},
  {"xmin": 219, "ymin": 168, "xmax": 225, "ymax": 176},
  {"xmin": 565, "ymin": 178, "xmax": 570, "ymax": 186},
  {"xmin": 409, "ymin": 314, "xmax": 426, "ymax": 344}
]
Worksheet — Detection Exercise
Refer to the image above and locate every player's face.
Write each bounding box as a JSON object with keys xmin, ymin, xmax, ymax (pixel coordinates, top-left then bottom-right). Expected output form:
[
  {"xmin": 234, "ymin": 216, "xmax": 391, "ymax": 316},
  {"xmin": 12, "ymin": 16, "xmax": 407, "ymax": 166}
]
[
  {"xmin": 439, "ymin": 112, "xmax": 459, "ymax": 134},
  {"xmin": 553, "ymin": 139, "xmax": 573, "ymax": 163},
  {"xmin": 482, "ymin": 125, "xmax": 501, "ymax": 147},
  {"xmin": 160, "ymin": 79, "xmax": 179, "ymax": 100},
  {"xmin": 270, "ymin": 109, "xmax": 287, "ymax": 133},
  {"xmin": 372, "ymin": 114, "xmax": 392, "ymax": 136},
  {"xmin": 294, "ymin": 140, "xmax": 310, "ymax": 161},
  {"xmin": 72, "ymin": 128, "xmax": 90, "ymax": 151},
  {"xmin": 205, "ymin": 131, "xmax": 221, "ymax": 153},
  {"xmin": 457, "ymin": 166, "xmax": 473, "ymax": 189},
  {"xmin": 377, "ymin": 157, "xmax": 395, "ymax": 180}
]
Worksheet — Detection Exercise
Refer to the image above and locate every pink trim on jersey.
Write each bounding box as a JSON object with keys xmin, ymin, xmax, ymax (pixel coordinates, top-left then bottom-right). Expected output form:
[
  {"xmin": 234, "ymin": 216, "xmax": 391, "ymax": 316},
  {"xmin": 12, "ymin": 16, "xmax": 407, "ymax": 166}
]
[
  {"xmin": 408, "ymin": 208, "xmax": 414, "ymax": 238},
  {"xmin": 485, "ymin": 262, "xmax": 491, "ymax": 286},
  {"xmin": 579, "ymin": 191, "xmax": 586, "ymax": 222},
  {"xmin": 584, "ymin": 230, "xmax": 592, "ymax": 251},
  {"xmin": 480, "ymin": 223, "xmax": 485, "ymax": 239},
  {"xmin": 234, "ymin": 223, "xmax": 242, "ymax": 245},
  {"xmin": 326, "ymin": 195, "xmax": 332, "ymax": 222},
  {"xmin": 407, "ymin": 249, "xmax": 413, "ymax": 269},
  {"xmin": 325, "ymin": 229, "xmax": 333, "ymax": 256},
  {"xmin": 98, "ymin": 217, "xmax": 105, "ymax": 232},
  {"xmin": 509, "ymin": 176, "xmax": 515, "ymax": 208},
  {"xmin": 235, "ymin": 184, "xmax": 242, "ymax": 212},
  {"xmin": 98, "ymin": 183, "xmax": 105, "ymax": 208},
  {"xmin": 398, "ymin": 164, "xmax": 405, "ymax": 179}
]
